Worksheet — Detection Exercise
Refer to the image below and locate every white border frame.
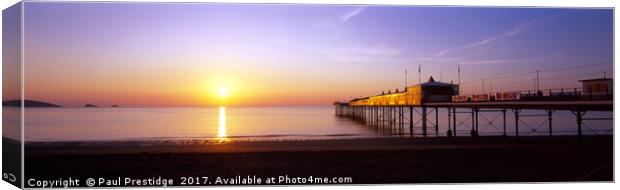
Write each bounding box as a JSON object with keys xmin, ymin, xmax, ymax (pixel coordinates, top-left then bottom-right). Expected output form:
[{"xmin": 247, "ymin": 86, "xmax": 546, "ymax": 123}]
[{"xmin": 1, "ymin": 1, "xmax": 617, "ymax": 190}]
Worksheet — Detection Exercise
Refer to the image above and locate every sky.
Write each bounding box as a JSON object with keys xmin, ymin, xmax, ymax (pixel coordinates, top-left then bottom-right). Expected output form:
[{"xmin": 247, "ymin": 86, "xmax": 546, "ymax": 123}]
[
  {"xmin": 16, "ymin": 2, "xmax": 613, "ymax": 107},
  {"xmin": 2, "ymin": 2, "xmax": 21, "ymax": 102}
]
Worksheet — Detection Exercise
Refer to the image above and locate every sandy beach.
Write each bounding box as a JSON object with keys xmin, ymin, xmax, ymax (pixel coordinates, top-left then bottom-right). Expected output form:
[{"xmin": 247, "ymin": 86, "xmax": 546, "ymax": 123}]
[{"xmin": 22, "ymin": 135, "xmax": 613, "ymax": 186}]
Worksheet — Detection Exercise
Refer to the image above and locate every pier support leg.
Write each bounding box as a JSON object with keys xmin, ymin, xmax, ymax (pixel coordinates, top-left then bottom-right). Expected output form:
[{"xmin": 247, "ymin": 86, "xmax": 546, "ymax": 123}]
[
  {"xmin": 474, "ymin": 108, "xmax": 479, "ymax": 137},
  {"xmin": 547, "ymin": 109, "xmax": 554, "ymax": 140},
  {"xmin": 361, "ymin": 107, "xmax": 364, "ymax": 123},
  {"xmin": 573, "ymin": 110, "xmax": 585, "ymax": 142},
  {"xmin": 382, "ymin": 107, "xmax": 385, "ymax": 127},
  {"xmin": 386, "ymin": 107, "xmax": 389, "ymax": 133},
  {"xmin": 370, "ymin": 106, "xmax": 373, "ymax": 125},
  {"xmin": 471, "ymin": 108, "xmax": 476, "ymax": 137},
  {"xmin": 394, "ymin": 107, "xmax": 402, "ymax": 132},
  {"xmin": 376, "ymin": 107, "xmax": 380, "ymax": 126},
  {"xmin": 384, "ymin": 107, "xmax": 388, "ymax": 133},
  {"xmin": 388, "ymin": 107, "xmax": 392, "ymax": 127},
  {"xmin": 387, "ymin": 106, "xmax": 390, "ymax": 128},
  {"xmin": 369, "ymin": 106, "xmax": 371, "ymax": 124},
  {"xmin": 370, "ymin": 106, "xmax": 377, "ymax": 126},
  {"xmin": 386, "ymin": 106, "xmax": 394, "ymax": 134},
  {"xmin": 394, "ymin": 107, "xmax": 397, "ymax": 134},
  {"xmin": 452, "ymin": 108, "xmax": 457, "ymax": 137},
  {"xmin": 376, "ymin": 106, "xmax": 379, "ymax": 126},
  {"xmin": 435, "ymin": 107, "xmax": 439, "ymax": 136},
  {"xmin": 402, "ymin": 107, "xmax": 405, "ymax": 132},
  {"xmin": 395, "ymin": 107, "xmax": 399, "ymax": 133},
  {"xmin": 422, "ymin": 107, "xmax": 427, "ymax": 137},
  {"xmin": 399, "ymin": 107, "xmax": 403, "ymax": 132},
  {"xmin": 447, "ymin": 107, "xmax": 452, "ymax": 137},
  {"xmin": 409, "ymin": 106, "xmax": 414, "ymax": 137},
  {"xmin": 366, "ymin": 106, "xmax": 369, "ymax": 123},
  {"xmin": 368, "ymin": 106, "xmax": 371, "ymax": 123},
  {"xmin": 390, "ymin": 106, "xmax": 392, "ymax": 129},
  {"xmin": 502, "ymin": 109, "xmax": 507, "ymax": 137},
  {"xmin": 394, "ymin": 107, "xmax": 398, "ymax": 130},
  {"xmin": 364, "ymin": 107, "xmax": 367, "ymax": 123},
  {"xmin": 512, "ymin": 109, "xmax": 521, "ymax": 140},
  {"xmin": 386, "ymin": 107, "xmax": 390, "ymax": 132},
  {"xmin": 364, "ymin": 107, "xmax": 367, "ymax": 122},
  {"xmin": 359, "ymin": 107, "xmax": 362, "ymax": 120},
  {"xmin": 369, "ymin": 106, "xmax": 372, "ymax": 125},
  {"xmin": 393, "ymin": 107, "xmax": 397, "ymax": 134},
  {"xmin": 393, "ymin": 107, "xmax": 396, "ymax": 128},
  {"xmin": 365, "ymin": 106, "xmax": 368, "ymax": 123}
]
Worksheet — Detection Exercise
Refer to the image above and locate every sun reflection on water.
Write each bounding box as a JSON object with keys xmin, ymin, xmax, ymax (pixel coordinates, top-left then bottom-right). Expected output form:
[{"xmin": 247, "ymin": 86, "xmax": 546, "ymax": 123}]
[{"xmin": 216, "ymin": 106, "xmax": 228, "ymax": 142}]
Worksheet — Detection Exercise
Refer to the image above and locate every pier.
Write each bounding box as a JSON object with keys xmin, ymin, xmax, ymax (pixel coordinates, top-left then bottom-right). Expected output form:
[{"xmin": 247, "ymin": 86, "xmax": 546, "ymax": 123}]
[{"xmin": 335, "ymin": 77, "xmax": 613, "ymax": 140}]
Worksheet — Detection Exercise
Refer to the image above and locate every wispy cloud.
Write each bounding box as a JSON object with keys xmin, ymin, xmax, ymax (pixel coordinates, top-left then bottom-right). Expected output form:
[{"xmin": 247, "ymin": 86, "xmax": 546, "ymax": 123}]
[
  {"xmin": 432, "ymin": 13, "xmax": 561, "ymax": 57},
  {"xmin": 339, "ymin": 7, "xmax": 366, "ymax": 23},
  {"xmin": 314, "ymin": 6, "xmax": 367, "ymax": 30}
]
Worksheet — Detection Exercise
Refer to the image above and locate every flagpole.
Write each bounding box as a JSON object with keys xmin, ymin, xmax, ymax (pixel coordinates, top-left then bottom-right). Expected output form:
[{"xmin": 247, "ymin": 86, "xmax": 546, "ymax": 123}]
[
  {"xmin": 457, "ymin": 64, "xmax": 461, "ymax": 95},
  {"xmin": 418, "ymin": 65, "xmax": 421, "ymax": 85},
  {"xmin": 405, "ymin": 69, "xmax": 408, "ymax": 104}
]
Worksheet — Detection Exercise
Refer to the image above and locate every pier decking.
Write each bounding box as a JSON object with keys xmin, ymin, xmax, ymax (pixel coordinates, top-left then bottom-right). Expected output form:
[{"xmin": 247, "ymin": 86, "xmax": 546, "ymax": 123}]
[{"xmin": 335, "ymin": 98, "xmax": 612, "ymax": 140}]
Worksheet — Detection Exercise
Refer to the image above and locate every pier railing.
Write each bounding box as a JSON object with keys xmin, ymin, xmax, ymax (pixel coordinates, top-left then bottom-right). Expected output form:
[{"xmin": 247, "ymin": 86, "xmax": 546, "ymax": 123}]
[
  {"xmin": 518, "ymin": 86, "xmax": 612, "ymax": 101},
  {"xmin": 458, "ymin": 86, "xmax": 613, "ymax": 102}
]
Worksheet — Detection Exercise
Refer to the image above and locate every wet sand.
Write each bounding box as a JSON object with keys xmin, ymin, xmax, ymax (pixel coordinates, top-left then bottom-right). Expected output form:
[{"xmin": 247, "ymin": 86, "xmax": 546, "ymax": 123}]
[{"xmin": 23, "ymin": 136, "xmax": 613, "ymax": 186}]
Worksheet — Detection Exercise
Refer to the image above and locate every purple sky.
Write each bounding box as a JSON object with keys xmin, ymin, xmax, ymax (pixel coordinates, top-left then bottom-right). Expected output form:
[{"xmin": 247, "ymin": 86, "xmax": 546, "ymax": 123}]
[{"xmin": 16, "ymin": 2, "xmax": 614, "ymax": 106}]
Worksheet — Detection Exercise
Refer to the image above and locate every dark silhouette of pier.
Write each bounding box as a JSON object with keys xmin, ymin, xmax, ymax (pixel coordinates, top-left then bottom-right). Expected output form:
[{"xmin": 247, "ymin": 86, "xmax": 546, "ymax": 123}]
[{"xmin": 335, "ymin": 80, "xmax": 613, "ymax": 141}]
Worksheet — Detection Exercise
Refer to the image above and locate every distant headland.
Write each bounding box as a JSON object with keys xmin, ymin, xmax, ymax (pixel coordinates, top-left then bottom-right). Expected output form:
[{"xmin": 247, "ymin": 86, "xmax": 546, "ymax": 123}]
[
  {"xmin": 84, "ymin": 104, "xmax": 99, "ymax": 108},
  {"xmin": 2, "ymin": 100, "xmax": 62, "ymax": 107}
]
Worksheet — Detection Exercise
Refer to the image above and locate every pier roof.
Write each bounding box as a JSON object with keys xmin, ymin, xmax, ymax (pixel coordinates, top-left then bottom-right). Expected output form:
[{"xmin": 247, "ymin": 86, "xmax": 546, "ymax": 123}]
[
  {"xmin": 417, "ymin": 76, "xmax": 456, "ymax": 87},
  {"xmin": 579, "ymin": 78, "xmax": 613, "ymax": 82}
]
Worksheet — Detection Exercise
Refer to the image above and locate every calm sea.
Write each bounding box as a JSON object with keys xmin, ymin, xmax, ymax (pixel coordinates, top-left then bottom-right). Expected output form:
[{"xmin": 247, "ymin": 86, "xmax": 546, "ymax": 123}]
[{"xmin": 1, "ymin": 106, "xmax": 613, "ymax": 142}]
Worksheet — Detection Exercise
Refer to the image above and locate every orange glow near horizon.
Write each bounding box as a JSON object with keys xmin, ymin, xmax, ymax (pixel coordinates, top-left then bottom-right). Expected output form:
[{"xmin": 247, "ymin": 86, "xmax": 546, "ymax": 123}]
[{"xmin": 23, "ymin": 57, "xmax": 376, "ymax": 107}]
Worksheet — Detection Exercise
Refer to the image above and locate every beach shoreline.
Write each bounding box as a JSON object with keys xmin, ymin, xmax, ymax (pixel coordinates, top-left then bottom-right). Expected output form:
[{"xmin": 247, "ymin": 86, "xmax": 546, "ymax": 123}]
[
  {"xmin": 23, "ymin": 135, "xmax": 611, "ymax": 154},
  {"xmin": 22, "ymin": 135, "xmax": 613, "ymax": 186}
]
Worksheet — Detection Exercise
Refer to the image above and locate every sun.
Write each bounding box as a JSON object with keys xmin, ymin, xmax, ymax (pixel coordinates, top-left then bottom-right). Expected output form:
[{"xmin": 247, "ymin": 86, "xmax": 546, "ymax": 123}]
[
  {"xmin": 205, "ymin": 76, "xmax": 238, "ymax": 104},
  {"xmin": 217, "ymin": 87, "xmax": 229, "ymax": 98}
]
